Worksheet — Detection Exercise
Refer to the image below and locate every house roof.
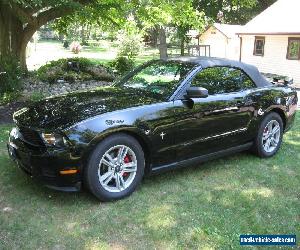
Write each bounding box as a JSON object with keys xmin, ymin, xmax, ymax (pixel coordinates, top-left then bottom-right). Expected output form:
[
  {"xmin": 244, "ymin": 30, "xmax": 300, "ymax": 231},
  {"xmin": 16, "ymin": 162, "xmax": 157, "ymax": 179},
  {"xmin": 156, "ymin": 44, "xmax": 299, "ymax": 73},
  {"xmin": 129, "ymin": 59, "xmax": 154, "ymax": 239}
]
[
  {"xmin": 188, "ymin": 23, "xmax": 242, "ymax": 39},
  {"xmin": 238, "ymin": 0, "xmax": 300, "ymax": 35},
  {"xmin": 213, "ymin": 23, "xmax": 242, "ymax": 38}
]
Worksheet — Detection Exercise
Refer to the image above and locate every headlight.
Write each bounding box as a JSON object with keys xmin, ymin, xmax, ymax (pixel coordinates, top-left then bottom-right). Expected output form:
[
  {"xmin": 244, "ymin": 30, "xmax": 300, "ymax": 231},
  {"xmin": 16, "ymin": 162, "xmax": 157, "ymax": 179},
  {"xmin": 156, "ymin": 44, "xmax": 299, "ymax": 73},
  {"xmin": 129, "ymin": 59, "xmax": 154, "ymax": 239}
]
[{"xmin": 41, "ymin": 133, "xmax": 68, "ymax": 147}]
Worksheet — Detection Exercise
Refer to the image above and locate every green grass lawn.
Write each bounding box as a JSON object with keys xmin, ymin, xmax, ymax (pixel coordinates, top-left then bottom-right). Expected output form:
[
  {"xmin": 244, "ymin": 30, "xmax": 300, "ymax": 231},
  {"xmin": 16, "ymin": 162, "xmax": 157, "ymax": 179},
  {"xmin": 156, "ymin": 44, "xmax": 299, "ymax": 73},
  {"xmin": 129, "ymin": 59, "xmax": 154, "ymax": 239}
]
[{"xmin": 0, "ymin": 113, "xmax": 299, "ymax": 249}]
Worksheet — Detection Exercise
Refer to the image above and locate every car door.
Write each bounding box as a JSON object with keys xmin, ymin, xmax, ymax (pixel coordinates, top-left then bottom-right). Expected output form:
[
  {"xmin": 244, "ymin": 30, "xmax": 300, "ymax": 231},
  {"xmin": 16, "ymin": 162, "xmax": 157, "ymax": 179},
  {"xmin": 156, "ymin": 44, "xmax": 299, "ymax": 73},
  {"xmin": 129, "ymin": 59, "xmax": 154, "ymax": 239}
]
[{"xmin": 172, "ymin": 66, "xmax": 256, "ymax": 162}]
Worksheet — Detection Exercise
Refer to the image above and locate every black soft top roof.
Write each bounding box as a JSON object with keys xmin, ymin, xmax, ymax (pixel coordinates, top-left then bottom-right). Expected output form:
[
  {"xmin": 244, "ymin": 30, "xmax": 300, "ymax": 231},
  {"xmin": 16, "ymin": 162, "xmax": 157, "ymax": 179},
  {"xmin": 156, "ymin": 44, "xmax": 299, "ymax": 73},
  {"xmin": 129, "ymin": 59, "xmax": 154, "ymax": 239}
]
[{"xmin": 168, "ymin": 56, "xmax": 271, "ymax": 87}]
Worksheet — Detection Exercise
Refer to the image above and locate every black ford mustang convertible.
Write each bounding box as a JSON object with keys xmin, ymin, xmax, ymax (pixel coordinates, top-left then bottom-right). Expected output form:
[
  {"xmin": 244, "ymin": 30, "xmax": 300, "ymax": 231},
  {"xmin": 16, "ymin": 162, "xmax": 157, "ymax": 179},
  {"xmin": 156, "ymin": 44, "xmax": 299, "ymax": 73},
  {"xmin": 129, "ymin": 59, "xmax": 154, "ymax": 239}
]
[{"xmin": 8, "ymin": 57, "xmax": 298, "ymax": 201}]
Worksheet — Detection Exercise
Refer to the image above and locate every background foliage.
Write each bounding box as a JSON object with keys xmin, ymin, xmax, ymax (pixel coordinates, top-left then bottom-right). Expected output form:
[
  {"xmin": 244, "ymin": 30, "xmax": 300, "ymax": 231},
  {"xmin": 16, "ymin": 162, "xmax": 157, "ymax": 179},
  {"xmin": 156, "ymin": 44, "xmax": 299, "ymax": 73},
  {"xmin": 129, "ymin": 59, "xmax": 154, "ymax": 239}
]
[
  {"xmin": 0, "ymin": 57, "xmax": 22, "ymax": 95},
  {"xmin": 110, "ymin": 56, "xmax": 135, "ymax": 75}
]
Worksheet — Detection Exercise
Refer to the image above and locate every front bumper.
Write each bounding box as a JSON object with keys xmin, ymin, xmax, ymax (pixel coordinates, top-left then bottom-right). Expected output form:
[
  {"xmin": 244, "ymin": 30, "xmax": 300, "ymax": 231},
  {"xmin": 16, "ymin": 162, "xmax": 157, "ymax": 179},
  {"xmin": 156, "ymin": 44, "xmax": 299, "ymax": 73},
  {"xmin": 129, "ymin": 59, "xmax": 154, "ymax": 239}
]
[{"xmin": 8, "ymin": 130, "xmax": 82, "ymax": 192}]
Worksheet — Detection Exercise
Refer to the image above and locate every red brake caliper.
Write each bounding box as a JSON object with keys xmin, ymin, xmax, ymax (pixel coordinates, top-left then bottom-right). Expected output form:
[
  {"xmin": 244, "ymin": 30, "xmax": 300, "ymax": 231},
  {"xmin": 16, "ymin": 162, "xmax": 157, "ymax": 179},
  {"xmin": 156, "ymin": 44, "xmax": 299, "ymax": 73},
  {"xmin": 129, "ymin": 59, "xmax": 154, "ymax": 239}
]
[{"xmin": 123, "ymin": 155, "xmax": 131, "ymax": 177}]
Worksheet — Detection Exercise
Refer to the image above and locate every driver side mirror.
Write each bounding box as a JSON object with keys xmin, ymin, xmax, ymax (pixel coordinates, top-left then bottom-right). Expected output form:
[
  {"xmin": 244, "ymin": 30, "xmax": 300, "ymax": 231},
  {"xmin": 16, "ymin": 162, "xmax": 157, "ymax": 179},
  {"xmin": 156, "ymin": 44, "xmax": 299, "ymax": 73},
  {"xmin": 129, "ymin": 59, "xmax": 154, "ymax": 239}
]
[{"xmin": 186, "ymin": 87, "xmax": 208, "ymax": 98}]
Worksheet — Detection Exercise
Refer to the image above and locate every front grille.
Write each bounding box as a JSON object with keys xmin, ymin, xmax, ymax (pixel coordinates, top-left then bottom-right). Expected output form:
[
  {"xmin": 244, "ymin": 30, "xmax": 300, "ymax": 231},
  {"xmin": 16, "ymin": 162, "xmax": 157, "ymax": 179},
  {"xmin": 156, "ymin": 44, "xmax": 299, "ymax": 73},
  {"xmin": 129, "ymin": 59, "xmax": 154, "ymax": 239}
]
[{"xmin": 18, "ymin": 127, "xmax": 45, "ymax": 147}]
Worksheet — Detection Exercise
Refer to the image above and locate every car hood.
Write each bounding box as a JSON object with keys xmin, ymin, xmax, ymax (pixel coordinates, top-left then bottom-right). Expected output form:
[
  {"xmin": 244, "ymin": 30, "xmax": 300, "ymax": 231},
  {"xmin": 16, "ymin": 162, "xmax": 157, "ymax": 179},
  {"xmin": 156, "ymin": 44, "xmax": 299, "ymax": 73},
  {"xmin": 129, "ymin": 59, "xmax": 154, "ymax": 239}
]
[{"xmin": 13, "ymin": 87, "xmax": 165, "ymax": 130}]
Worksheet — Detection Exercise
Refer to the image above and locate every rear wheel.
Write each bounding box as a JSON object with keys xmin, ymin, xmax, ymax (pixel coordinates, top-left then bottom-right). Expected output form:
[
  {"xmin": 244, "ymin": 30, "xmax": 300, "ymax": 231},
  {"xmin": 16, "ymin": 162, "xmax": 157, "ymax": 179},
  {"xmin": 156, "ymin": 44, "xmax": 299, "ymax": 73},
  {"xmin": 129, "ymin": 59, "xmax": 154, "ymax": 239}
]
[
  {"xmin": 253, "ymin": 112, "xmax": 283, "ymax": 158},
  {"xmin": 85, "ymin": 134, "xmax": 145, "ymax": 201}
]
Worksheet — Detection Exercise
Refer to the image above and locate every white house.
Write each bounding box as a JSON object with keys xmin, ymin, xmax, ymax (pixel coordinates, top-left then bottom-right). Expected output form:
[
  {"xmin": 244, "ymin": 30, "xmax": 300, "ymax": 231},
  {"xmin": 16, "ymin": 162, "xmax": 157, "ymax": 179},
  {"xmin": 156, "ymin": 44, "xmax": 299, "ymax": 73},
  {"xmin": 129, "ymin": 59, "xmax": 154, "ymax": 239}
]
[
  {"xmin": 237, "ymin": 0, "xmax": 300, "ymax": 83},
  {"xmin": 198, "ymin": 23, "xmax": 242, "ymax": 60}
]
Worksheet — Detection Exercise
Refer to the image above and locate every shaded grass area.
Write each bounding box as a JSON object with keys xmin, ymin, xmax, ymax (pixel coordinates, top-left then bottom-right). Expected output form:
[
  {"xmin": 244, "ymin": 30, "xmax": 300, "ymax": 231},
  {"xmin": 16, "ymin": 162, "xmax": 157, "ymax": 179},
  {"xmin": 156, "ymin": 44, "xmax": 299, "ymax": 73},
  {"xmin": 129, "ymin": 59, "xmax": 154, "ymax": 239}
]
[{"xmin": 0, "ymin": 113, "xmax": 299, "ymax": 249}]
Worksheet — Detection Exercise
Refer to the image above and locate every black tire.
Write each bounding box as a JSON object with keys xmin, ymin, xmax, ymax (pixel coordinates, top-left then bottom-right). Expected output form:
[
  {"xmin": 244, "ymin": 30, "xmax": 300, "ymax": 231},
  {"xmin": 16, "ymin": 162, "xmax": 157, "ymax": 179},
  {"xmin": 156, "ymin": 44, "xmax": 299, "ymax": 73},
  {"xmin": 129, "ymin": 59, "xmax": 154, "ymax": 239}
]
[
  {"xmin": 253, "ymin": 112, "xmax": 284, "ymax": 158},
  {"xmin": 84, "ymin": 133, "xmax": 145, "ymax": 201}
]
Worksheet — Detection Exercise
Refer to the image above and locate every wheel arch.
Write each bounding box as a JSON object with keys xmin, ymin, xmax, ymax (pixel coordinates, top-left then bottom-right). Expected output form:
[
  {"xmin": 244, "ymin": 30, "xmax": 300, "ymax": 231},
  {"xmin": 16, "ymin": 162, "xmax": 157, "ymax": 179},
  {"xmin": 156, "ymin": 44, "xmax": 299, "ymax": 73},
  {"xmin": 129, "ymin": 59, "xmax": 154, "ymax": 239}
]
[
  {"xmin": 121, "ymin": 130, "xmax": 152, "ymax": 175},
  {"xmin": 267, "ymin": 108, "xmax": 287, "ymax": 130},
  {"xmin": 81, "ymin": 128, "xmax": 153, "ymax": 175}
]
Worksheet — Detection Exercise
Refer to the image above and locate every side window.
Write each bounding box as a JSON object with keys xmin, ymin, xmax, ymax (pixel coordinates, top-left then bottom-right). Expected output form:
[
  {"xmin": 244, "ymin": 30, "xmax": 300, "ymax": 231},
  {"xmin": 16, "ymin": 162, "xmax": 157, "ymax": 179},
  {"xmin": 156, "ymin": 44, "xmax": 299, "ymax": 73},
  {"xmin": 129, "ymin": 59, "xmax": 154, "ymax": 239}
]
[
  {"xmin": 240, "ymin": 71, "xmax": 257, "ymax": 90},
  {"xmin": 191, "ymin": 67, "xmax": 256, "ymax": 95}
]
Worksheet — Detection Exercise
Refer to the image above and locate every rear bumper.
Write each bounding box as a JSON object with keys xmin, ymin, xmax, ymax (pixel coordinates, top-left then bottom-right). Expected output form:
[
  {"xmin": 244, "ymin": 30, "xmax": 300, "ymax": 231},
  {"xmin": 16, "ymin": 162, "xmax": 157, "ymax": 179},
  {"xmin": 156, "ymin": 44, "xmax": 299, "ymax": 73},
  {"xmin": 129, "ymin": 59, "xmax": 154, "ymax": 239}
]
[{"xmin": 8, "ymin": 132, "xmax": 83, "ymax": 192}]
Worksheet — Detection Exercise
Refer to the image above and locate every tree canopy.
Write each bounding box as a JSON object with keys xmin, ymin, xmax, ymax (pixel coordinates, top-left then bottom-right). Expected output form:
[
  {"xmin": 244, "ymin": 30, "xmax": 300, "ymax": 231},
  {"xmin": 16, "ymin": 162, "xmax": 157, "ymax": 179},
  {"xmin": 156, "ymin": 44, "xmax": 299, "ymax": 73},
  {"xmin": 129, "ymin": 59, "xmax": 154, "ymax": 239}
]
[
  {"xmin": 195, "ymin": 0, "xmax": 276, "ymax": 24},
  {"xmin": 0, "ymin": 0, "xmax": 118, "ymax": 70},
  {"xmin": 0, "ymin": 0, "xmax": 277, "ymax": 70}
]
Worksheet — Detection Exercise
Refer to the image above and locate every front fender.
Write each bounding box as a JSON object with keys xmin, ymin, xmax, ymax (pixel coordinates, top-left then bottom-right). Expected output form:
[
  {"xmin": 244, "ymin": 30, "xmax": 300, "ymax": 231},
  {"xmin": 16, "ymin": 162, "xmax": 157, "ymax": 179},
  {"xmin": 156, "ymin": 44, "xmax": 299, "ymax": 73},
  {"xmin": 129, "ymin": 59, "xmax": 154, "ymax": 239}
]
[
  {"xmin": 64, "ymin": 114, "xmax": 154, "ymax": 167},
  {"xmin": 87, "ymin": 125, "xmax": 152, "ymax": 154}
]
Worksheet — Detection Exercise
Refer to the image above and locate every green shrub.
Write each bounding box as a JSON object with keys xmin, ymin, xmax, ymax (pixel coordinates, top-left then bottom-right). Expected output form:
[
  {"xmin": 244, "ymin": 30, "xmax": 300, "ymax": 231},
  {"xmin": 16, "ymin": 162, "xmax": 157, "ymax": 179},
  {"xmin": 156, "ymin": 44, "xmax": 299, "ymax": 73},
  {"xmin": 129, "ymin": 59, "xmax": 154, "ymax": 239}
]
[
  {"xmin": 110, "ymin": 56, "xmax": 135, "ymax": 75},
  {"xmin": 116, "ymin": 21, "xmax": 143, "ymax": 60},
  {"xmin": 28, "ymin": 92, "xmax": 45, "ymax": 102},
  {"xmin": 117, "ymin": 34, "xmax": 143, "ymax": 60},
  {"xmin": 0, "ymin": 91, "xmax": 21, "ymax": 105},
  {"xmin": 63, "ymin": 71, "xmax": 78, "ymax": 83},
  {"xmin": 0, "ymin": 57, "xmax": 22, "ymax": 95},
  {"xmin": 36, "ymin": 58, "xmax": 115, "ymax": 83}
]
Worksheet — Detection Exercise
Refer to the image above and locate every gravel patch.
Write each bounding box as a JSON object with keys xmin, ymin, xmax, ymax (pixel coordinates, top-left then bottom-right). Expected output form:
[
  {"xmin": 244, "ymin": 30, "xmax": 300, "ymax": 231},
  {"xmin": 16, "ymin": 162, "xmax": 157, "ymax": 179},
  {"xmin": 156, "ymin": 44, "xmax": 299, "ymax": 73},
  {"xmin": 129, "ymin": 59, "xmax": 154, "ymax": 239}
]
[{"xmin": 23, "ymin": 78, "xmax": 112, "ymax": 97}]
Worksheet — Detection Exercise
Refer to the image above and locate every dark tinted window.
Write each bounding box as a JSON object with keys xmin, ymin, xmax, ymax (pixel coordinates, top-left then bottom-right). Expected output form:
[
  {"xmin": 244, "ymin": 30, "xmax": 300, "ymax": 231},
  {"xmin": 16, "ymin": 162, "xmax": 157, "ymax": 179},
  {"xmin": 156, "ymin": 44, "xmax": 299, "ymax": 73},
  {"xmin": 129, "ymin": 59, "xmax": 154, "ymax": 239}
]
[
  {"xmin": 191, "ymin": 67, "xmax": 256, "ymax": 95},
  {"xmin": 117, "ymin": 60, "xmax": 195, "ymax": 97}
]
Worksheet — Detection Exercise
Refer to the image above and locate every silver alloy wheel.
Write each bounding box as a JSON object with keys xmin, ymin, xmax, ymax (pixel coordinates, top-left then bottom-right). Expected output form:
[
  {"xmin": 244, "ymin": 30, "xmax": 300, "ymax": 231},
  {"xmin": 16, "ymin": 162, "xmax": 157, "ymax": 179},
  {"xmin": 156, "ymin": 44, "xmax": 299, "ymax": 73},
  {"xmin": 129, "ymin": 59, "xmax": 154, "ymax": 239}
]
[
  {"xmin": 98, "ymin": 145, "xmax": 137, "ymax": 193},
  {"xmin": 262, "ymin": 120, "xmax": 281, "ymax": 153}
]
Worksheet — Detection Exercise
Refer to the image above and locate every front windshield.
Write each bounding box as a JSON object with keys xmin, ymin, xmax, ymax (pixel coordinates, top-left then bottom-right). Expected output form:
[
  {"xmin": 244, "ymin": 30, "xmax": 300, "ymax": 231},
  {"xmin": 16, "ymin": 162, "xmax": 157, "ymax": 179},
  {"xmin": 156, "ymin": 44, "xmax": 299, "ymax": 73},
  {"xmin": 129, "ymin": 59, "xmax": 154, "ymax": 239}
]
[{"xmin": 116, "ymin": 60, "xmax": 195, "ymax": 97}]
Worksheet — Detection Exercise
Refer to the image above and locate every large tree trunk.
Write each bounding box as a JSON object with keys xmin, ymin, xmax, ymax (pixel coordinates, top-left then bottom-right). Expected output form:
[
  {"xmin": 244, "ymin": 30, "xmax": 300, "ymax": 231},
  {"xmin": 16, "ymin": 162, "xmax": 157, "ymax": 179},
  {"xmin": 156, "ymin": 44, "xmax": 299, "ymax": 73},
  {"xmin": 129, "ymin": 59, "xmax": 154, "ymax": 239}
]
[
  {"xmin": 148, "ymin": 28, "xmax": 158, "ymax": 47},
  {"xmin": 0, "ymin": 4, "xmax": 35, "ymax": 72},
  {"xmin": 158, "ymin": 27, "xmax": 167, "ymax": 60},
  {"xmin": 0, "ymin": 1, "xmax": 85, "ymax": 72},
  {"xmin": 81, "ymin": 24, "xmax": 86, "ymax": 44},
  {"xmin": 180, "ymin": 36, "xmax": 185, "ymax": 56},
  {"xmin": 18, "ymin": 38, "xmax": 30, "ymax": 71},
  {"xmin": 178, "ymin": 26, "xmax": 188, "ymax": 56},
  {"xmin": 0, "ymin": 4, "xmax": 24, "ymax": 67}
]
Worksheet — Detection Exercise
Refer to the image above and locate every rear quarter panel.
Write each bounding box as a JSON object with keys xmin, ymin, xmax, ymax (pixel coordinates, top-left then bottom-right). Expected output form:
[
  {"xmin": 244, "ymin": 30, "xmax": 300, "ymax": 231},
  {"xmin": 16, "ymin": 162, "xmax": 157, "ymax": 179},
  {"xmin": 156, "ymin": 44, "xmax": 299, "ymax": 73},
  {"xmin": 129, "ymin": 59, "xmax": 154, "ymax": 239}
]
[{"xmin": 247, "ymin": 86, "xmax": 297, "ymax": 133}]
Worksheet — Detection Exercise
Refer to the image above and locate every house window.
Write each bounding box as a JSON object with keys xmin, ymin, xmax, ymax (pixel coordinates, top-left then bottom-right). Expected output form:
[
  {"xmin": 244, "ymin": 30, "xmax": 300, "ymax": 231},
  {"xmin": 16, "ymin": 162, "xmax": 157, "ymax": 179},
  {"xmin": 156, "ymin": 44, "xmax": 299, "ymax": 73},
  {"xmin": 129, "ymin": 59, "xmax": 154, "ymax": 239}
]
[
  {"xmin": 287, "ymin": 38, "xmax": 300, "ymax": 60},
  {"xmin": 253, "ymin": 36, "xmax": 265, "ymax": 56}
]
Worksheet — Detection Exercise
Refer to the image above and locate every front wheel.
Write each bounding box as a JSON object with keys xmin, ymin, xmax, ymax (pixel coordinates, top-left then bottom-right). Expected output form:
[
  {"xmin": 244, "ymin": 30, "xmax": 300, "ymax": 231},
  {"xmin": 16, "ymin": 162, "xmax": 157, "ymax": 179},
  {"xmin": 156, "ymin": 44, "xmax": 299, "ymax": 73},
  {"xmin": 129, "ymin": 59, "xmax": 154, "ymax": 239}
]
[
  {"xmin": 253, "ymin": 112, "xmax": 283, "ymax": 158},
  {"xmin": 84, "ymin": 134, "xmax": 145, "ymax": 201}
]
